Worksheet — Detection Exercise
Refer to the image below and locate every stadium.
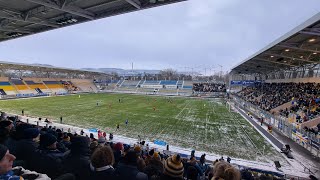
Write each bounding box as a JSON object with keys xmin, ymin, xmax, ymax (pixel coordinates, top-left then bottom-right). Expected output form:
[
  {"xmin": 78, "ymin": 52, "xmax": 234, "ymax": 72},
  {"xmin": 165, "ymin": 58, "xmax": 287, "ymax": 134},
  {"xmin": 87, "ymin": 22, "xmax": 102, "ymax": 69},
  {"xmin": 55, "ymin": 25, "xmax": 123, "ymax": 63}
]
[{"xmin": 0, "ymin": 0, "xmax": 319, "ymax": 180}]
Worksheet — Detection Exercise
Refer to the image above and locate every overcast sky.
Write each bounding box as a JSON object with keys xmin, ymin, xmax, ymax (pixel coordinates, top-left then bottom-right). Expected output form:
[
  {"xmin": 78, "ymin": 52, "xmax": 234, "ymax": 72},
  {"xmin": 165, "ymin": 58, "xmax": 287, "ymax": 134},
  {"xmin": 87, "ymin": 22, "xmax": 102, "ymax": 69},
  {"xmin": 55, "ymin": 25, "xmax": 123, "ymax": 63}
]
[{"xmin": 0, "ymin": 0, "xmax": 320, "ymax": 74}]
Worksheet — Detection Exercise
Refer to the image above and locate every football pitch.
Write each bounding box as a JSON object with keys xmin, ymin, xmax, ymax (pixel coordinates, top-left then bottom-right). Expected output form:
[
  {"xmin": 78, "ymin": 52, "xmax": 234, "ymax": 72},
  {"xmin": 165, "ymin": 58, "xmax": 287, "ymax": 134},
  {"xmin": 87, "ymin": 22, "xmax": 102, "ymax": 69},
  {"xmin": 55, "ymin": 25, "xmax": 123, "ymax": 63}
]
[{"xmin": 0, "ymin": 93, "xmax": 285, "ymax": 162}]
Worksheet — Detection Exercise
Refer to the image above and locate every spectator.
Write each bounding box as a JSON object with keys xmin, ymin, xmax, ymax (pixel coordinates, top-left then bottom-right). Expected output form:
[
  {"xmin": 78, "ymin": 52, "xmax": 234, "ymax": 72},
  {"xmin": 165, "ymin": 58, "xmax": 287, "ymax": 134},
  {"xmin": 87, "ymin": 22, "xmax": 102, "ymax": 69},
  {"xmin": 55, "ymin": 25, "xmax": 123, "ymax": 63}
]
[
  {"xmin": 114, "ymin": 150, "xmax": 148, "ymax": 180},
  {"xmin": 162, "ymin": 154, "xmax": 184, "ymax": 180},
  {"xmin": 212, "ymin": 161, "xmax": 241, "ymax": 180},
  {"xmin": 144, "ymin": 152, "xmax": 164, "ymax": 179},
  {"xmin": 0, "ymin": 144, "xmax": 50, "ymax": 180},
  {"xmin": 89, "ymin": 146, "xmax": 115, "ymax": 180},
  {"xmin": 64, "ymin": 136, "xmax": 90, "ymax": 180}
]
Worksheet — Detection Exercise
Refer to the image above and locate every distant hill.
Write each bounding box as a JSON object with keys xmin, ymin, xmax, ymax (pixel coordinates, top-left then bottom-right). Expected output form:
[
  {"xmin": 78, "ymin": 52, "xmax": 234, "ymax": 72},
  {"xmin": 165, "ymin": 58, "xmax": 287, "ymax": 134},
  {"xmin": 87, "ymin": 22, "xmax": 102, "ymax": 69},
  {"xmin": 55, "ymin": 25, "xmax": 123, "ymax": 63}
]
[{"xmin": 81, "ymin": 68, "xmax": 161, "ymax": 75}]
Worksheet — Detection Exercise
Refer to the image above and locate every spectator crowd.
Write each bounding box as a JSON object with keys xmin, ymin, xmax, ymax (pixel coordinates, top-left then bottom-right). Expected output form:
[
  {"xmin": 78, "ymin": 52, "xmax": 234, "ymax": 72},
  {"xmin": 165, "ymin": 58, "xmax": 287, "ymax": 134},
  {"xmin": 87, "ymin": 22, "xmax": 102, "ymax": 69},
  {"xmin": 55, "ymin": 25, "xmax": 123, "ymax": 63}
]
[
  {"xmin": 193, "ymin": 83, "xmax": 226, "ymax": 93},
  {"xmin": 237, "ymin": 82, "xmax": 320, "ymax": 123},
  {"xmin": 0, "ymin": 112, "xmax": 302, "ymax": 180}
]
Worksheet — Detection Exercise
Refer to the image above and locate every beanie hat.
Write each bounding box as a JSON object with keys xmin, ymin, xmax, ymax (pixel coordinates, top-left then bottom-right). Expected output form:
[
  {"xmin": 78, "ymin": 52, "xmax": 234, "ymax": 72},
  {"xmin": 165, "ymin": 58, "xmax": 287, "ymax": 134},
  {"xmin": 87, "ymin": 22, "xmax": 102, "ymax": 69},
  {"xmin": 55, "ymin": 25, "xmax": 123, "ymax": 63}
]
[
  {"xmin": 149, "ymin": 149, "xmax": 154, "ymax": 156},
  {"xmin": 23, "ymin": 128, "xmax": 40, "ymax": 139},
  {"xmin": 124, "ymin": 150, "xmax": 137, "ymax": 164},
  {"xmin": 71, "ymin": 136, "xmax": 89, "ymax": 154},
  {"xmin": 123, "ymin": 144, "xmax": 130, "ymax": 151},
  {"xmin": 134, "ymin": 145, "xmax": 142, "ymax": 153},
  {"xmin": 114, "ymin": 142, "xmax": 123, "ymax": 151},
  {"xmin": 153, "ymin": 152, "xmax": 160, "ymax": 160},
  {"xmin": 164, "ymin": 154, "xmax": 184, "ymax": 178},
  {"xmin": 0, "ymin": 144, "xmax": 8, "ymax": 161},
  {"xmin": 97, "ymin": 136, "xmax": 106, "ymax": 144},
  {"xmin": 0, "ymin": 120, "xmax": 12, "ymax": 129},
  {"xmin": 40, "ymin": 133, "xmax": 57, "ymax": 147}
]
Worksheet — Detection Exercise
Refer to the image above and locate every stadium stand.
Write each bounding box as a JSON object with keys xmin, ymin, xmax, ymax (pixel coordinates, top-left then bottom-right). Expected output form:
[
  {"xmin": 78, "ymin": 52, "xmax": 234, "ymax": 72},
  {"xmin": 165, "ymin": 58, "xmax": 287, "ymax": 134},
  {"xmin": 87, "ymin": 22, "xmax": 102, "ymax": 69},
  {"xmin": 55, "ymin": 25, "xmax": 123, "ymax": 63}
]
[
  {"xmin": 10, "ymin": 79, "xmax": 37, "ymax": 94},
  {"xmin": 120, "ymin": 80, "xmax": 140, "ymax": 88},
  {"xmin": 193, "ymin": 83, "xmax": 226, "ymax": 92},
  {"xmin": 182, "ymin": 81, "xmax": 193, "ymax": 90},
  {"xmin": 143, "ymin": 80, "xmax": 160, "ymax": 85},
  {"xmin": 0, "ymin": 113, "xmax": 297, "ymax": 180},
  {"xmin": 71, "ymin": 79, "xmax": 98, "ymax": 93},
  {"xmin": 177, "ymin": 80, "xmax": 183, "ymax": 89},
  {"xmin": 159, "ymin": 80, "xmax": 177, "ymax": 85},
  {"xmin": 0, "ymin": 80, "xmax": 17, "ymax": 95},
  {"xmin": 0, "ymin": 116, "xmax": 283, "ymax": 180},
  {"xmin": 237, "ymin": 82, "xmax": 320, "ymax": 123},
  {"xmin": 24, "ymin": 79, "xmax": 51, "ymax": 93}
]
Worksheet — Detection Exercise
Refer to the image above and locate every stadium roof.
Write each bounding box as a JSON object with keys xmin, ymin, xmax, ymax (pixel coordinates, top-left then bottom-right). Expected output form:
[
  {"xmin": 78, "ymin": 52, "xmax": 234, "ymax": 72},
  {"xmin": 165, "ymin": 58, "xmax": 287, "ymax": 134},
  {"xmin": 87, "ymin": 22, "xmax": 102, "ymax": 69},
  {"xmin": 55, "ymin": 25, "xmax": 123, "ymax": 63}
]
[
  {"xmin": 0, "ymin": 60, "xmax": 105, "ymax": 75},
  {"xmin": 231, "ymin": 12, "xmax": 320, "ymax": 75},
  {"xmin": 0, "ymin": 0, "xmax": 186, "ymax": 42}
]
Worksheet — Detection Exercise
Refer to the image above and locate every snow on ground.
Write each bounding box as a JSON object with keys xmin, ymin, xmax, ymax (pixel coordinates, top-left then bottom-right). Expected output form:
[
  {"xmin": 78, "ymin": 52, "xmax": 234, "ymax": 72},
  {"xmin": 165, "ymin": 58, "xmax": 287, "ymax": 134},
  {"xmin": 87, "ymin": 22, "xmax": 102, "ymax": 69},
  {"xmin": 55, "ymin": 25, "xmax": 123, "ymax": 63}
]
[{"xmin": 11, "ymin": 111, "xmax": 310, "ymax": 179}]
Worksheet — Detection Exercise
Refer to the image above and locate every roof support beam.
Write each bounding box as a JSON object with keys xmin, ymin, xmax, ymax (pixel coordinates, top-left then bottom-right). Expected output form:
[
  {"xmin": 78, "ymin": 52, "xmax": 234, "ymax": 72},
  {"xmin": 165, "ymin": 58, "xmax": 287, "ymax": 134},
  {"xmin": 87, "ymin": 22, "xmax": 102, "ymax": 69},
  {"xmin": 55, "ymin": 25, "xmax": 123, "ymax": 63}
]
[
  {"xmin": 264, "ymin": 53, "xmax": 315, "ymax": 63},
  {"xmin": 0, "ymin": 27, "xmax": 32, "ymax": 34},
  {"xmin": 253, "ymin": 58, "xmax": 296, "ymax": 67},
  {"xmin": 0, "ymin": 11, "xmax": 59, "ymax": 27},
  {"xmin": 25, "ymin": 0, "xmax": 95, "ymax": 20},
  {"xmin": 276, "ymin": 44, "xmax": 320, "ymax": 54},
  {"xmin": 125, "ymin": 0, "xmax": 141, "ymax": 9},
  {"xmin": 244, "ymin": 62, "xmax": 281, "ymax": 69},
  {"xmin": 300, "ymin": 31, "xmax": 320, "ymax": 36},
  {"xmin": 300, "ymin": 27, "xmax": 320, "ymax": 36}
]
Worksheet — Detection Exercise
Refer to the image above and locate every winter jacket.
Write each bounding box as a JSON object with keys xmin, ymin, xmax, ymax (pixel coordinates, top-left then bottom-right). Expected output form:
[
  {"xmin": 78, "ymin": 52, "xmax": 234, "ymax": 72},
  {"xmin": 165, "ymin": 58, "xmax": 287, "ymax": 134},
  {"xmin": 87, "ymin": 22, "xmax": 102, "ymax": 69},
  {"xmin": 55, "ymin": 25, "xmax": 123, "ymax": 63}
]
[
  {"xmin": 144, "ymin": 159, "xmax": 164, "ymax": 179},
  {"xmin": 0, "ymin": 166, "xmax": 50, "ymax": 180},
  {"xmin": 89, "ymin": 164, "xmax": 115, "ymax": 180},
  {"xmin": 115, "ymin": 162, "xmax": 148, "ymax": 180},
  {"xmin": 30, "ymin": 149, "xmax": 68, "ymax": 178}
]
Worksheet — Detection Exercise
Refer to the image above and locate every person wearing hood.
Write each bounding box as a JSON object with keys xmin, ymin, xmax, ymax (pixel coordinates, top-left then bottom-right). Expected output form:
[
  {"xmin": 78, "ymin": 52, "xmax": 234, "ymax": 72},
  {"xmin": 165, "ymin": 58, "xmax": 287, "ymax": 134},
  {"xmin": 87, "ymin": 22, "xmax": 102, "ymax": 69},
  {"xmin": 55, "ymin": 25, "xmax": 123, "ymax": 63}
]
[
  {"xmin": 15, "ymin": 128, "xmax": 40, "ymax": 169},
  {"xmin": 114, "ymin": 150, "xmax": 148, "ymax": 180},
  {"xmin": 63, "ymin": 136, "xmax": 90, "ymax": 180}
]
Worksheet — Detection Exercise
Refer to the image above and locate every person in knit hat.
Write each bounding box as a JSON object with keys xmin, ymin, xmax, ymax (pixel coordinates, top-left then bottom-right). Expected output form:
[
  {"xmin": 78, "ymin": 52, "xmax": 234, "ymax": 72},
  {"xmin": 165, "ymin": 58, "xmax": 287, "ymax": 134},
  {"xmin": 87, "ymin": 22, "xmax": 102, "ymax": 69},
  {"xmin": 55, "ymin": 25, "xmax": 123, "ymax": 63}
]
[
  {"xmin": 134, "ymin": 145, "xmax": 142, "ymax": 157},
  {"xmin": 162, "ymin": 154, "xmax": 184, "ymax": 179},
  {"xmin": 144, "ymin": 151, "xmax": 164, "ymax": 179}
]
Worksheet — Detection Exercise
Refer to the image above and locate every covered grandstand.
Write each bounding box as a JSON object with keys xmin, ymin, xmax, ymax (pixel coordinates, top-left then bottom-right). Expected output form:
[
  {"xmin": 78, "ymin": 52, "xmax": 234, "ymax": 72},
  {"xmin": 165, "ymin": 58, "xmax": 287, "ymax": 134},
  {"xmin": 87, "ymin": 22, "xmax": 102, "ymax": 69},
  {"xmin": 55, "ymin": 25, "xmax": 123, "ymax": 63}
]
[
  {"xmin": 0, "ymin": 0, "xmax": 186, "ymax": 42},
  {"xmin": 230, "ymin": 11, "xmax": 320, "ymax": 177},
  {"xmin": 0, "ymin": 0, "xmax": 319, "ymax": 179}
]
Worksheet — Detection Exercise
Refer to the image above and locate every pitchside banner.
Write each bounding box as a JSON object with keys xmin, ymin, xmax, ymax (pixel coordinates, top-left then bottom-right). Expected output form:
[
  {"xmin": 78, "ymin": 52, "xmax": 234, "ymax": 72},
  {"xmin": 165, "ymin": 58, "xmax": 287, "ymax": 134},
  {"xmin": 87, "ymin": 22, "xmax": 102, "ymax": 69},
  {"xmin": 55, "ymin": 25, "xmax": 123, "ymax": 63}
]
[
  {"xmin": 141, "ymin": 85, "xmax": 163, "ymax": 88},
  {"xmin": 230, "ymin": 80, "xmax": 263, "ymax": 86}
]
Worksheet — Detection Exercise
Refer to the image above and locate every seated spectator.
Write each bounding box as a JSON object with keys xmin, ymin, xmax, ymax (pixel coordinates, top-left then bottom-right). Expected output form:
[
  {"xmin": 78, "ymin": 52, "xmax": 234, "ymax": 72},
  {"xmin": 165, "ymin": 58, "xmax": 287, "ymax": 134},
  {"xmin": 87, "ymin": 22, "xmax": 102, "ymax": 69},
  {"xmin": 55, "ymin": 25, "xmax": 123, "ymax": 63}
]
[
  {"xmin": 0, "ymin": 144, "xmax": 50, "ymax": 180},
  {"xmin": 161, "ymin": 154, "xmax": 184, "ymax": 180},
  {"xmin": 212, "ymin": 161, "xmax": 241, "ymax": 180},
  {"xmin": 144, "ymin": 152, "xmax": 164, "ymax": 179},
  {"xmin": 89, "ymin": 146, "xmax": 115, "ymax": 180},
  {"xmin": 31, "ymin": 133, "xmax": 67, "ymax": 178}
]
